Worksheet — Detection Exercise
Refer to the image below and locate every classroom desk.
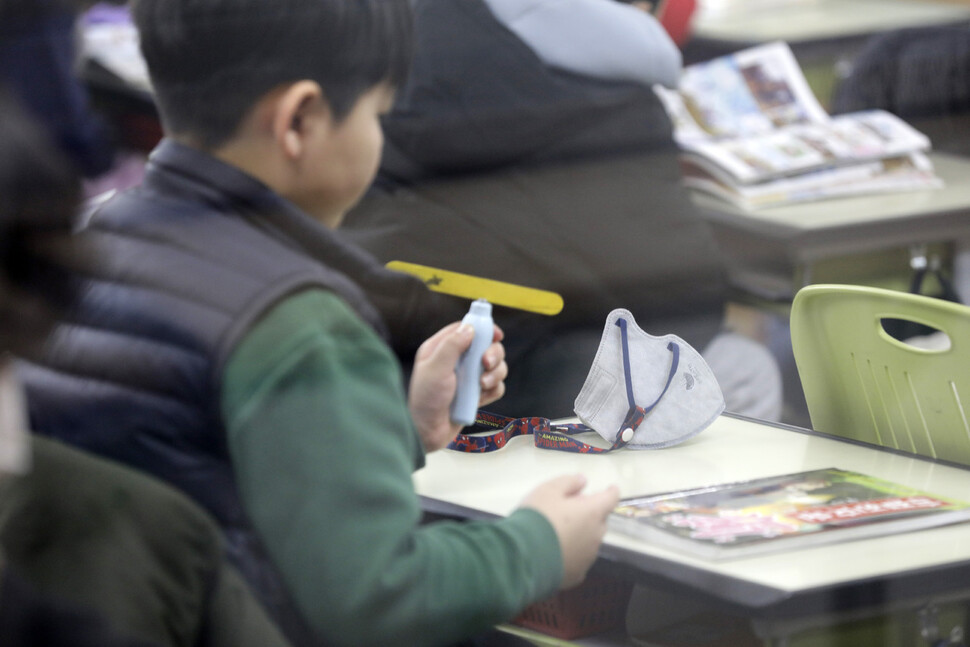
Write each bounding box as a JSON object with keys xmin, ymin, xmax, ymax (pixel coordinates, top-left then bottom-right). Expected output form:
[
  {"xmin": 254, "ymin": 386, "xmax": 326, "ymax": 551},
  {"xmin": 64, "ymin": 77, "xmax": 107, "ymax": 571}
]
[
  {"xmin": 414, "ymin": 414, "xmax": 970, "ymax": 644},
  {"xmin": 692, "ymin": 0, "xmax": 970, "ymax": 50},
  {"xmin": 688, "ymin": 152, "xmax": 970, "ymax": 302}
]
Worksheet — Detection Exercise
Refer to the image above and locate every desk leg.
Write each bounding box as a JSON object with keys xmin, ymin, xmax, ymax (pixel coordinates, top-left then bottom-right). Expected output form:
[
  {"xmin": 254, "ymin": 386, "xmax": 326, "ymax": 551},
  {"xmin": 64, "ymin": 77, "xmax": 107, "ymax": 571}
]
[{"xmin": 954, "ymin": 236, "xmax": 970, "ymax": 304}]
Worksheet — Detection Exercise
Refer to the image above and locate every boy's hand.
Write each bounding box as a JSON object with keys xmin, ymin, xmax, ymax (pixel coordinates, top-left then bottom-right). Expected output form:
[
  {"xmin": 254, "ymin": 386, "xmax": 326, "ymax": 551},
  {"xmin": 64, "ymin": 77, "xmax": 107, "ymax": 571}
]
[
  {"xmin": 408, "ymin": 321, "xmax": 507, "ymax": 452},
  {"xmin": 519, "ymin": 474, "xmax": 621, "ymax": 589}
]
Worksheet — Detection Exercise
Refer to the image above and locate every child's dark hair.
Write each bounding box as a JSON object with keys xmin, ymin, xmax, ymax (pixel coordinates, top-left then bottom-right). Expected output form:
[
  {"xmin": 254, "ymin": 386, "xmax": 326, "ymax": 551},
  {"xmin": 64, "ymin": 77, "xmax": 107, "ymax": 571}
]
[{"xmin": 131, "ymin": 0, "xmax": 414, "ymax": 149}]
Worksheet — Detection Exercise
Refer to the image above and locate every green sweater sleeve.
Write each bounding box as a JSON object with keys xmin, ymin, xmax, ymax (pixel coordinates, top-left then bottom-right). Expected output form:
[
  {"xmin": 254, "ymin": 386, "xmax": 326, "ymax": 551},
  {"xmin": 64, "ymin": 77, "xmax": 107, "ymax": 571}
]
[{"xmin": 221, "ymin": 290, "xmax": 562, "ymax": 647}]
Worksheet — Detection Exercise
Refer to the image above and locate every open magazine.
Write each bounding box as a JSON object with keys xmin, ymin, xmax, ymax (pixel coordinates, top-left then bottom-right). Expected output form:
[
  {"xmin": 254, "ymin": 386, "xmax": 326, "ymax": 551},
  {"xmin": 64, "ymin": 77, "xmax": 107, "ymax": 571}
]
[
  {"xmin": 654, "ymin": 42, "xmax": 942, "ymax": 209},
  {"xmin": 609, "ymin": 467, "xmax": 970, "ymax": 560}
]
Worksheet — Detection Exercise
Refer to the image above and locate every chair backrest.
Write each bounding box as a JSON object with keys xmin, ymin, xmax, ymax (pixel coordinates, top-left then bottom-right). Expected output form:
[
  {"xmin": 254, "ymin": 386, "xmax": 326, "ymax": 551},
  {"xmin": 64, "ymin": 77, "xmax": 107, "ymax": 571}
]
[{"xmin": 791, "ymin": 284, "xmax": 970, "ymax": 466}]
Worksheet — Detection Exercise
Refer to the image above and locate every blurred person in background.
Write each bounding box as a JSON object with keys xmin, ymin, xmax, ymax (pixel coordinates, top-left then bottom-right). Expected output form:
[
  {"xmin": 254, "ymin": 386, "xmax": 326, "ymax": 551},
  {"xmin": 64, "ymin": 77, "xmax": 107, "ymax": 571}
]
[{"xmin": 0, "ymin": 88, "xmax": 291, "ymax": 647}]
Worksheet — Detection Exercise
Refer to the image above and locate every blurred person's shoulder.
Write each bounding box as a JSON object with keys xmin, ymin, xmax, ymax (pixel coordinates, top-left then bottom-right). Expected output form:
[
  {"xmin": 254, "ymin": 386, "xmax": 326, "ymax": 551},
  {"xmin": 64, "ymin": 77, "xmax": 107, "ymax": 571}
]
[{"xmin": 5, "ymin": 435, "xmax": 221, "ymax": 547}]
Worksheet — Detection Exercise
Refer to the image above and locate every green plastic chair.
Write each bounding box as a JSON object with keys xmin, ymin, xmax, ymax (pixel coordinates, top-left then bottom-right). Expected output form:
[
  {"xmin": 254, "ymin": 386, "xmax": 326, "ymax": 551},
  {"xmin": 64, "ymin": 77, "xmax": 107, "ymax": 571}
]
[{"xmin": 791, "ymin": 283, "xmax": 970, "ymax": 466}]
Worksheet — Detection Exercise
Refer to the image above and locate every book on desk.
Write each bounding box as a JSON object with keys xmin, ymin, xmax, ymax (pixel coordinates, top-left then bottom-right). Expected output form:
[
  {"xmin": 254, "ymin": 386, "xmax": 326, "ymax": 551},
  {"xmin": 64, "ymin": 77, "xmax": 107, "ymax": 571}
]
[
  {"xmin": 655, "ymin": 41, "xmax": 942, "ymax": 209},
  {"xmin": 609, "ymin": 467, "xmax": 970, "ymax": 560}
]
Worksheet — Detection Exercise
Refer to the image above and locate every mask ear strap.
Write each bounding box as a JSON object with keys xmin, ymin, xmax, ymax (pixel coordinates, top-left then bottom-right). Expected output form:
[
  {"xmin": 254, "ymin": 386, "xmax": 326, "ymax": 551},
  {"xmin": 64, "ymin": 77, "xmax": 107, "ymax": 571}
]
[
  {"xmin": 614, "ymin": 318, "xmax": 680, "ymax": 448},
  {"xmin": 446, "ymin": 413, "xmax": 630, "ymax": 454},
  {"xmin": 617, "ymin": 318, "xmax": 638, "ymax": 412},
  {"xmin": 446, "ymin": 323, "xmax": 681, "ymax": 454}
]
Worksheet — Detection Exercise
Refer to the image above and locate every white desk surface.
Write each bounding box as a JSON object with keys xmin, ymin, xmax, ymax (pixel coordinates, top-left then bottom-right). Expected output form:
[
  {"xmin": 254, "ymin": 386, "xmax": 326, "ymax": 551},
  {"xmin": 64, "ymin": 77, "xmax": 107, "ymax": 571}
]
[
  {"xmin": 690, "ymin": 152, "xmax": 970, "ymax": 232},
  {"xmin": 693, "ymin": 0, "xmax": 970, "ymax": 44},
  {"xmin": 414, "ymin": 414, "xmax": 970, "ymax": 615}
]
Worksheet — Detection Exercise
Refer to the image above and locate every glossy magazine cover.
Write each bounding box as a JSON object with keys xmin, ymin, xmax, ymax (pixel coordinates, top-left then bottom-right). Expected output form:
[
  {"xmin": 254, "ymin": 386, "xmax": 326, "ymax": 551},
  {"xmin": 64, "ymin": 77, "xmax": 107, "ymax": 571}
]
[{"xmin": 610, "ymin": 467, "xmax": 970, "ymax": 559}]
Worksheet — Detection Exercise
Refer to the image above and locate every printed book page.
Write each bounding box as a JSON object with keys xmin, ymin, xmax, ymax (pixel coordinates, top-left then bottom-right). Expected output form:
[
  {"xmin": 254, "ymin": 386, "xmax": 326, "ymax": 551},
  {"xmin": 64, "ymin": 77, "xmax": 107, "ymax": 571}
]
[
  {"xmin": 682, "ymin": 152, "xmax": 942, "ymax": 209},
  {"xmin": 654, "ymin": 41, "xmax": 828, "ymax": 145},
  {"xmin": 609, "ymin": 467, "xmax": 970, "ymax": 560},
  {"xmin": 654, "ymin": 42, "xmax": 937, "ymax": 195},
  {"xmin": 687, "ymin": 111, "xmax": 931, "ymax": 184}
]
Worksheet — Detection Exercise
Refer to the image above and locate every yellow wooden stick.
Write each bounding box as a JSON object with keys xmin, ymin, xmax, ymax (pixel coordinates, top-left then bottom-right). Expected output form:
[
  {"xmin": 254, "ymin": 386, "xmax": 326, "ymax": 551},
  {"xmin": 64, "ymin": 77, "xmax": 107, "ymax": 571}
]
[{"xmin": 386, "ymin": 261, "xmax": 564, "ymax": 316}]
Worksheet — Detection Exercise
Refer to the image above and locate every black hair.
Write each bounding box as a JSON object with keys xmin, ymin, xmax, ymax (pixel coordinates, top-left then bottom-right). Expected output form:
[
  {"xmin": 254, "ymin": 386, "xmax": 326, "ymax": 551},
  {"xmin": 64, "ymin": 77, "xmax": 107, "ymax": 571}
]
[
  {"xmin": 131, "ymin": 0, "xmax": 414, "ymax": 149},
  {"xmin": 0, "ymin": 89, "xmax": 80, "ymax": 355}
]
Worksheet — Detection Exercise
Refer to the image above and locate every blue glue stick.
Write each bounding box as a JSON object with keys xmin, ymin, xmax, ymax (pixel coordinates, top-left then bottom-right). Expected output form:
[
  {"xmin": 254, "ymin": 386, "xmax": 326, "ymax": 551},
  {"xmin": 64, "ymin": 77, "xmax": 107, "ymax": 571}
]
[{"xmin": 450, "ymin": 298, "xmax": 493, "ymax": 426}]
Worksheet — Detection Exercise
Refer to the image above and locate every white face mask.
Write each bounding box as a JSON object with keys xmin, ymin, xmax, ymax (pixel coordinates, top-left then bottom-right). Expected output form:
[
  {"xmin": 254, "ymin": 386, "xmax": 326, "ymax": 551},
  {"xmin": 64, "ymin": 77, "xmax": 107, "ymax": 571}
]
[{"xmin": 574, "ymin": 309, "xmax": 725, "ymax": 449}]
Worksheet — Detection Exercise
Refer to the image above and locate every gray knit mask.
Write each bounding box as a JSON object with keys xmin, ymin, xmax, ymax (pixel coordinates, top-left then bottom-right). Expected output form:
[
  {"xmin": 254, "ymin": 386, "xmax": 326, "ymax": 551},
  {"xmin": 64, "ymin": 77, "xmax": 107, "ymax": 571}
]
[{"xmin": 574, "ymin": 309, "xmax": 724, "ymax": 449}]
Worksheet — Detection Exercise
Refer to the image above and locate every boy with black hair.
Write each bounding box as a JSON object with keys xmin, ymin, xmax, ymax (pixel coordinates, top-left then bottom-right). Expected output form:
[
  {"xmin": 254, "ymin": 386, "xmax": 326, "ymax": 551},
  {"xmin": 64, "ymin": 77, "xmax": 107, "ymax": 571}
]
[{"xmin": 21, "ymin": 1, "xmax": 621, "ymax": 646}]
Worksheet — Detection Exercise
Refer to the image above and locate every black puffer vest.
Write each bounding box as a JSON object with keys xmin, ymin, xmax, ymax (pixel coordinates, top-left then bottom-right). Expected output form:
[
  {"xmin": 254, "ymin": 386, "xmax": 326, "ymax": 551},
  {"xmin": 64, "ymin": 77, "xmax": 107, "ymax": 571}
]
[{"xmin": 20, "ymin": 140, "xmax": 435, "ymax": 646}]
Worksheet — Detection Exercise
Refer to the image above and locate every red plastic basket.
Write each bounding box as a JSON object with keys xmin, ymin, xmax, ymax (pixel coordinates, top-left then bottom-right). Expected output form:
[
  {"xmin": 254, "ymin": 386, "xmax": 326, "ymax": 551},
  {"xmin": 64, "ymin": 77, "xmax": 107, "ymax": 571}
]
[{"xmin": 512, "ymin": 575, "xmax": 634, "ymax": 640}]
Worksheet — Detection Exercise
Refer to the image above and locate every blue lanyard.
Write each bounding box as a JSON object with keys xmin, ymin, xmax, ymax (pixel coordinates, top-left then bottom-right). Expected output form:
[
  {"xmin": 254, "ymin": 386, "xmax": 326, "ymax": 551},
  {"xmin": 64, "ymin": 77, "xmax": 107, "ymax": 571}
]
[{"xmin": 447, "ymin": 317, "xmax": 679, "ymax": 454}]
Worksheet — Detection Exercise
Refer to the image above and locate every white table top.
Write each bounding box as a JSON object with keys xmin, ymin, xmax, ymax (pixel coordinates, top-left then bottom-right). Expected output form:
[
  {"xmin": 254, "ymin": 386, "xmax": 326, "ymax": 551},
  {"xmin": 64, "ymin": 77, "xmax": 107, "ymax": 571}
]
[
  {"xmin": 414, "ymin": 414, "xmax": 970, "ymax": 616},
  {"xmin": 693, "ymin": 0, "xmax": 970, "ymax": 44}
]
